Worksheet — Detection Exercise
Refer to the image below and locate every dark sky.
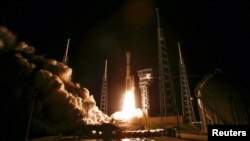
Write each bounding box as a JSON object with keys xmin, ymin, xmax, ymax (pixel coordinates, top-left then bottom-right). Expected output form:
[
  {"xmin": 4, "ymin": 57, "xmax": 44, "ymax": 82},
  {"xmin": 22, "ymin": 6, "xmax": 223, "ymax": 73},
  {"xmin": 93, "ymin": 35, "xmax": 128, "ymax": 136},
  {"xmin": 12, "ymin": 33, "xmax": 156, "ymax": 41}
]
[{"xmin": 1, "ymin": 0, "xmax": 250, "ymax": 115}]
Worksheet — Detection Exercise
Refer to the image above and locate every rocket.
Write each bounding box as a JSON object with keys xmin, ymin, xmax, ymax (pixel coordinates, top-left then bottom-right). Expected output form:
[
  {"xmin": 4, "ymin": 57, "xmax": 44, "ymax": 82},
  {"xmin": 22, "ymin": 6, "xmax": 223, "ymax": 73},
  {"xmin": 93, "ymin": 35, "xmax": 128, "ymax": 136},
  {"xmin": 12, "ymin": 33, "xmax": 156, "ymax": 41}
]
[{"xmin": 126, "ymin": 52, "xmax": 132, "ymax": 91}]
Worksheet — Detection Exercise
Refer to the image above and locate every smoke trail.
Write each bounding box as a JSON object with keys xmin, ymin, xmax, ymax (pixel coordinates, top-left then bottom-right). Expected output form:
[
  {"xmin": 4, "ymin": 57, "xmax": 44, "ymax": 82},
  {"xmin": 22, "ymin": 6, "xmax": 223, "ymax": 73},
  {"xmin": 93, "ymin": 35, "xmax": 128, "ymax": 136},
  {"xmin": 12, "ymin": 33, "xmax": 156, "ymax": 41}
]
[{"xmin": 0, "ymin": 26, "xmax": 110, "ymax": 140}]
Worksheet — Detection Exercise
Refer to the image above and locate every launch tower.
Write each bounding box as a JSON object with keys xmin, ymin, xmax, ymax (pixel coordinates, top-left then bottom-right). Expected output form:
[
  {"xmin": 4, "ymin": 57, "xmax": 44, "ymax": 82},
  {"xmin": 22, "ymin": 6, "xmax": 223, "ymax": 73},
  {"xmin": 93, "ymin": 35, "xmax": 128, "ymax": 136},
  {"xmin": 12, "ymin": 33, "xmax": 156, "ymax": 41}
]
[
  {"xmin": 137, "ymin": 68, "xmax": 153, "ymax": 117},
  {"xmin": 178, "ymin": 42, "xmax": 196, "ymax": 124},
  {"xmin": 100, "ymin": 59, "xmax": 108, "ymax": 114},
  {"xmin": 62, "ymin": 38, "xmax": 70, "ymax": 65},
  {"xmin": 156, "ymin": 8, "xmax": 178, "ymax": 124}
]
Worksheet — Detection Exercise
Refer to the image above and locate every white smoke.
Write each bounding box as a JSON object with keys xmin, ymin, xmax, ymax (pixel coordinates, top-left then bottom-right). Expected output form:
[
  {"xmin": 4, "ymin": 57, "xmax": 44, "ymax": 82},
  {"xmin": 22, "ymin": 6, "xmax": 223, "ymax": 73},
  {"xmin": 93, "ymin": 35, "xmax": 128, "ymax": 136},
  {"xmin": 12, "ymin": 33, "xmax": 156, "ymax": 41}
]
[
  {"xmin": 34, "ymin": 62, "xmax": 111, "ymax": 125},
  {"xmin": 0, "ymin": 26, "xmax": 16, "ymax": 49},
  {"xmin": 0, "ymin": 26, "xmax": 110, "ymax": 139}
]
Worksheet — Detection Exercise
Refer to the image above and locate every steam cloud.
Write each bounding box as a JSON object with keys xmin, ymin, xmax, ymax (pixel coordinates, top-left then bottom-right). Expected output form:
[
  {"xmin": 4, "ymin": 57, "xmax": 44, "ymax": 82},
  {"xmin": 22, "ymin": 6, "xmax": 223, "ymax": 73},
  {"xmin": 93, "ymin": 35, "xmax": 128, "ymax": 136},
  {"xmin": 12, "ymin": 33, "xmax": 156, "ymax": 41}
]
[{"xmin": 0, "ymin": 26, "xmax": 110, "ymax": 140}]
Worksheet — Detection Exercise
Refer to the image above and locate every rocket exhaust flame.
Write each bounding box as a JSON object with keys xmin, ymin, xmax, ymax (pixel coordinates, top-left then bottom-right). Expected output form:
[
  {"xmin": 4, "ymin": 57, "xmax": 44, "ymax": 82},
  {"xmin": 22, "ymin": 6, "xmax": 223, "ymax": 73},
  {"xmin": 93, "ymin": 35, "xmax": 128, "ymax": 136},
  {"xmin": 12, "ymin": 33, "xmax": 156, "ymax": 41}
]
[
  {"xmin": 111, "ymin": 52, "xmax": 143, "ymax": 122},
  {"xmin": 111, "ymin": 89, "xmax": 143, "ymax": 122}
]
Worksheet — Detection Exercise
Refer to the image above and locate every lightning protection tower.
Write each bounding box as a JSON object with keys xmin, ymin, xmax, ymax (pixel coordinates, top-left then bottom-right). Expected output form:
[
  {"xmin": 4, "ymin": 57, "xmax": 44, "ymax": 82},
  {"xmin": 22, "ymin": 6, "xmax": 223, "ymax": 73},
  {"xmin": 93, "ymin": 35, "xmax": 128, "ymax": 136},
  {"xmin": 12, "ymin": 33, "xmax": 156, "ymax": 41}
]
[
  {"xmin": 62, "ymin": 38, "xmax": 70, "ymax": 65},
  {"xmin": 100, "ymin": 59, "xmax": 108, "ymax": 114},
  {"xmin": 156, "ymin": 8, "xmax": 178, "ymax": 122},
  {"xmin": 137, "ymin": 68, "xmax": 153, "ymax": 117},
  {"xmin": 178, "ymin": 42, "xmax": 196, "ymax": 124}
]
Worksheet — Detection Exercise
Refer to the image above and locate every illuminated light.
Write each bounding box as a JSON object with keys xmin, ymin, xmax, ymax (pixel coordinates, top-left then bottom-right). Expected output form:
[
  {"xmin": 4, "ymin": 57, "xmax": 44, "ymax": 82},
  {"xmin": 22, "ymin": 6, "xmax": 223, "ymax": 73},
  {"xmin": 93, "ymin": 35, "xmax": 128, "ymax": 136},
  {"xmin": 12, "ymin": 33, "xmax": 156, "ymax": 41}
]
[
  {"xmin": 121, "ymin": 139, "xmax": 130, "ymax": 141},
  {"xmin": 111, "ymin": 89, "xmax": 143, "ymax": 121},
  {"xmin": 91, "ymin": 130, "xmax": 96, "ymax": 135},
  {"xmin": 122, "ymin": 90, "xmax": 136, "ymax": 120}
]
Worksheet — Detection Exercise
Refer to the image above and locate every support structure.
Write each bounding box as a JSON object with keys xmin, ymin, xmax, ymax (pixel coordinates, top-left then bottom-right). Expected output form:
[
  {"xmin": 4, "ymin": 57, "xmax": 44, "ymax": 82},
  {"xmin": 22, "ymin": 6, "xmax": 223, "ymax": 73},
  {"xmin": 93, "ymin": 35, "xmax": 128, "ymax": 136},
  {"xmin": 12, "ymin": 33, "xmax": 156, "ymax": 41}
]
[
  {"xmin": 137, "ymin": 68, "xmax": 153, "ymax": 117},
  {"xmin": 62, "ymin": 38, "xmax": 70, "ymax": 65},
  {"xmin": 100, "ymin": 59, "xmax": 108, "ymax": 114},
  {"xmin": 156, "ymin": 8, "xmax": 177, "ymax": 118},
  {"xmin": 178, "ymin": 42, "xmax": 196, "ymax": 124},
  {"xmin": 156, "ymin": 9, "xmax": 180, "ymax": 136}
]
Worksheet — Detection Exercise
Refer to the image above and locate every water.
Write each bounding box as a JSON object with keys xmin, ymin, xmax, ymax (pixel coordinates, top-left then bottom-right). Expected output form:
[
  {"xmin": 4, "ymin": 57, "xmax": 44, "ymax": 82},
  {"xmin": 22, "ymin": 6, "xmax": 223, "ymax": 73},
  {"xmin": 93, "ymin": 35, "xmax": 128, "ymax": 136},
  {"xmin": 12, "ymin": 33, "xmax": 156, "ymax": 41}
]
[
  {"xmin": 75, "ymin": 138, "xmax": 155, "ymax": 141},
  {"xmin": 55, "ymin": 136, "xmax": 160, "ymax": 141}
]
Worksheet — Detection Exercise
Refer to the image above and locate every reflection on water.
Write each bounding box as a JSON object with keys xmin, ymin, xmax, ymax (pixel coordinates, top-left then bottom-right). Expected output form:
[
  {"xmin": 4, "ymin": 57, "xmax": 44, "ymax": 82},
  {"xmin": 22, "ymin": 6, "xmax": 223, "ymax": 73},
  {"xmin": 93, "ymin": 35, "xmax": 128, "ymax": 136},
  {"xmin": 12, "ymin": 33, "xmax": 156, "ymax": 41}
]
[
  {"xmin": 75, "ymin": 138, "xmax": 155, "ymax": 141},
  {"xmin": 55, "ymin": 128, "xmax": 173, "ymax": 141},
  {"xmin": 55, "ymin": 136, "xmax": 157, "ymax": 141}
]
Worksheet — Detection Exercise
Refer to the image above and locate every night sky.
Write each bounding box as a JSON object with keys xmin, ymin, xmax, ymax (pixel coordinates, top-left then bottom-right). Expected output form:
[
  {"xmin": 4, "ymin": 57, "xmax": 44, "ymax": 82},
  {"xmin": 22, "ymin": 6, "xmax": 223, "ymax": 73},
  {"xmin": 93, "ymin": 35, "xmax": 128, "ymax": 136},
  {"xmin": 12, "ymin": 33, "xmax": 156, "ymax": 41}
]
[{"xmin": 1, "ymin": 0, "xmax": 250, "ymax": 115}]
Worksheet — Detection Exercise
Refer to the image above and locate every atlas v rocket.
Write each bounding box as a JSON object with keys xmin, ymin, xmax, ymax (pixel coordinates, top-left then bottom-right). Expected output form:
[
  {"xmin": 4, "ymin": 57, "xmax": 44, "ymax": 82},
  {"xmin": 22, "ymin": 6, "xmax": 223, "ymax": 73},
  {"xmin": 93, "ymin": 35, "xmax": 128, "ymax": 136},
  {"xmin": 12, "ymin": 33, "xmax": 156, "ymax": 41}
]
[{"xmin": 125, "ymin": 52, "xmax": 132, "ymax": 91}]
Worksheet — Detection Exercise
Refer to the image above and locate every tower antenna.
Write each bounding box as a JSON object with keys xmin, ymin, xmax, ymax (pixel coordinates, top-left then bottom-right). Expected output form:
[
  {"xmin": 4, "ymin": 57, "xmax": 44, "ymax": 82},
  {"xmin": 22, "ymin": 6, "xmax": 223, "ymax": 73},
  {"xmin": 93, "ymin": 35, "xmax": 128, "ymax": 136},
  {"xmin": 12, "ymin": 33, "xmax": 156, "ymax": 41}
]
[{"xmin": 62, "ymin": 38, "xmax": 70, "ymax": 65}]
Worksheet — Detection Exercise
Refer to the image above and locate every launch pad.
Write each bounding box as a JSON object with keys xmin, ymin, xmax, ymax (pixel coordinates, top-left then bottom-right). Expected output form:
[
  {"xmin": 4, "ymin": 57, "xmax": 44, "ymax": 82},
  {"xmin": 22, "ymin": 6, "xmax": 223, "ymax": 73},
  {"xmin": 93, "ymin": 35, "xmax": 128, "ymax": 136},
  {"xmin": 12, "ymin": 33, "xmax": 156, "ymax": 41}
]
[
  {"xmin": 74, "ymin": 123, "xmax": 176, "ymax": 139},
  {"xmin": 74, "ymin": 114, "xmax": 181, "ymax": 139}
]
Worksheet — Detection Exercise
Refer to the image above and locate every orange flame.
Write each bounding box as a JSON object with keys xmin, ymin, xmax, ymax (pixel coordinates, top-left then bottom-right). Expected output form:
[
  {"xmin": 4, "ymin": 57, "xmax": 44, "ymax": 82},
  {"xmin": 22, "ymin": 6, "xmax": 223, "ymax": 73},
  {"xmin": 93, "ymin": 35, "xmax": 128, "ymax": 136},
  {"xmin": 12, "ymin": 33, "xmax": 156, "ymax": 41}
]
[{"xmin": 111, "ymin": 89, "xmax": 143, "ymax": 121}]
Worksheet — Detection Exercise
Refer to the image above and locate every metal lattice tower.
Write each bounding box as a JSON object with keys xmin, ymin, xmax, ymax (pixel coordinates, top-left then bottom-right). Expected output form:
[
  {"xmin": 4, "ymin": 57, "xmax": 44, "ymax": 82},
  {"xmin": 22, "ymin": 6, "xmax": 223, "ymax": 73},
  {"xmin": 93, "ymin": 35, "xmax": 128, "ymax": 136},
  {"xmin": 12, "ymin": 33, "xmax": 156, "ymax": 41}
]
[
  {"xmin": 62, "ymin": 38, "xmax": 70, "ymax": 65},
  {"xmin": 178, "ymin": 42, "xmax": 196, "ymax": 124},
  {"xmin": 100, "ymin": 59, "xmax": 108, "ymax": 114},
  {"xmin": 156, "ymin": 8, "xmax": 177, "ymax": 117},
  {"xmin": 137, "ymin": 68, "xmax": 153, "ymax": 117}
]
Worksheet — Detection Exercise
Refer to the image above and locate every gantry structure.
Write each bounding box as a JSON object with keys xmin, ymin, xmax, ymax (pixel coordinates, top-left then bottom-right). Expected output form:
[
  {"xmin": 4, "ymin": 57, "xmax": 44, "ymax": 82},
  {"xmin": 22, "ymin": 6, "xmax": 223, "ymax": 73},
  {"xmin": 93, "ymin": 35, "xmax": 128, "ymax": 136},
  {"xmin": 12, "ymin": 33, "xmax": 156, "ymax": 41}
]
[
  {"xmin": 100, "ymin": 59, "xmax": 108, "ymax": 114},
  {"xmin": 156, "ymin": 8, "xmax": 178, "ymax": 118},
  {"xmin": 178, "ymin": 42, "xmax": 196, "ymax": 124},
  {"xmin": 137, "ymin": 68, "xmax": 153, "ymax": 117}
]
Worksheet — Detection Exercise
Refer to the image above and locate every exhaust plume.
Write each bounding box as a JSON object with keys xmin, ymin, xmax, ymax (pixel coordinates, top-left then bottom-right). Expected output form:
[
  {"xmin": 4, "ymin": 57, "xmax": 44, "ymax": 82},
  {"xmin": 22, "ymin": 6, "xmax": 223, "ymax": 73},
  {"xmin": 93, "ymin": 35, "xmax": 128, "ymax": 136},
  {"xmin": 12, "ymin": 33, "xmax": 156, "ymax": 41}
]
[{"xmin": 0, "ymin": 26, "xmax": 110, "ymax": 140}]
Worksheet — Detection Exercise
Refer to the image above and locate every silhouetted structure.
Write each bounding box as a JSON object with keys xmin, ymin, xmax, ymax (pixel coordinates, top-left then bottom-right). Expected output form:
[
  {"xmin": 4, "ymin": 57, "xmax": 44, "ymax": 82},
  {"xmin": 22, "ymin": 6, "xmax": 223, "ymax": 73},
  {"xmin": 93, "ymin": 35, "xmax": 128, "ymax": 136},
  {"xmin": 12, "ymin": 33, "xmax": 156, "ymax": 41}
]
[
  {"xmin": 156, "ymin": 8, "xmax": 178, "ymax": 125},
  {"xmin": 195, "ymin": 70, "xmax": 249, "ymax": 133},
  {"xmin": 137, "ymin": 68, "xmax": 153, "ymax": 117},
  {"xmin": 100, "ymin": 59, "xmax": 108, "ymax": 114},
  {"xmin": 178, "ymin": 42, "xmax": 196, "ymax": 124}
]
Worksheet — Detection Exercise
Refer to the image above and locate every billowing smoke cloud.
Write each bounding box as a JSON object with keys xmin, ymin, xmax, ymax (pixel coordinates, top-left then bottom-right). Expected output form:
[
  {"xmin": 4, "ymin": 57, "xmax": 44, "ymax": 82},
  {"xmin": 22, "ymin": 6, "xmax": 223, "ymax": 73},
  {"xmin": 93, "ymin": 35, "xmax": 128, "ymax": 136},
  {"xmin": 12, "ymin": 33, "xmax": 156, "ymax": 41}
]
[
  {"xmin": 0, "ymin": 26, "xmax": 16, "ymax": 49},
  {"xmin": 0, "ymin": 26, "xmax": 110, "ymax": 140}
]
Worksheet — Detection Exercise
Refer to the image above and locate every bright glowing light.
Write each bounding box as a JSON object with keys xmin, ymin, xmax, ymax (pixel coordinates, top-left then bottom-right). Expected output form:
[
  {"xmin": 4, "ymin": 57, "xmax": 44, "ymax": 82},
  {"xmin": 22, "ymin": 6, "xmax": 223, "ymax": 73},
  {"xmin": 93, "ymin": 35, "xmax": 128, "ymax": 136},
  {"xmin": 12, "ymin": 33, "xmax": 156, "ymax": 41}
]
[
  {"xmin": 111, "ymin": 89, "xmax": 143, "ymax": 121},
  {"xmin": 122, "ymin": 90, "xmax": 135, "ymax": 119}
]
